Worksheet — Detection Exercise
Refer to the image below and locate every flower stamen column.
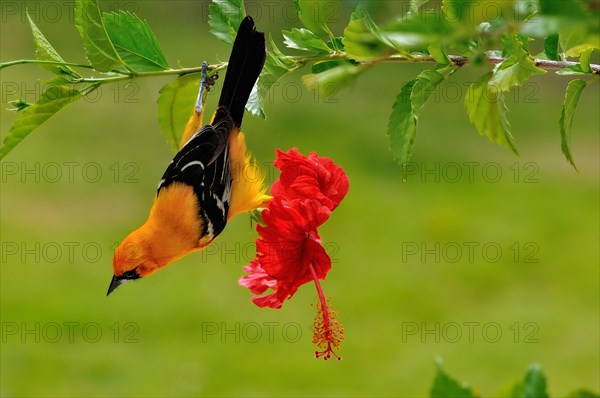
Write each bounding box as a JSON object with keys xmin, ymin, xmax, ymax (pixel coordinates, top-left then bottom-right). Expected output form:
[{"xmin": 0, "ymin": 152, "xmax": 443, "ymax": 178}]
[{"xmin": 309, "ymin": 263, "xmax": 343, "ymax": 360}]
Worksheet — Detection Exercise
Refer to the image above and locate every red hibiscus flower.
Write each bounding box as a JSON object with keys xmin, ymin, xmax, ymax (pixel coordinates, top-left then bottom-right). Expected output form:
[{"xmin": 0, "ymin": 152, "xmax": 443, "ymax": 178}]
[
  {"xmin": 239, "ymin": 148, "xmax": 349, "ymax": 360},
  {"xmin": 271, "ymin": 149, "xmax": 349, "ymax": 211}
]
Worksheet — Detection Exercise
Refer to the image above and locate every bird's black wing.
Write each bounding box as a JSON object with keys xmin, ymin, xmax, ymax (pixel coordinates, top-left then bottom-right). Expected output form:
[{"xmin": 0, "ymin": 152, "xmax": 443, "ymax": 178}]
[{"xmin": 157, "ymin": 109, "xmax": 234, "ymax": 239}]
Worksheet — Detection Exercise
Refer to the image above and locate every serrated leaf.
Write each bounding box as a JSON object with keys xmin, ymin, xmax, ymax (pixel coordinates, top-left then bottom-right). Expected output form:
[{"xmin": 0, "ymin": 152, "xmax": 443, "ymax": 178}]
[
  {"xmin": 26, "ymin": 13, "xmax": 81, "ymax": 80},
  {"xmin": 539, "ymin": 0, "xmax": 587, "ymax": 18},
  {"xmin": 543, "ymin": 33, "xmax": 561, "ymax": 61},
  {"xmin": 245, "ymin": 35, "xmax": 295, "ymax": 119},
  {"xmin": 556, "ymin": 65, "xmax": 589, "ymax": 75},
  {"xmin": 556, "ymin": 48, "xmax": 596, "ymax": 76},
  {"xmin": 579, "ymin": 48, "xmax": 593, "ymax": 74},
  {"xmin": 282, "ymin": 28, "xmax": 332, "ymax": 54},
  {"xmin": 409, "ymin": 0, "xmax": 430, "ymax": 14},
  {"xmin": 0, "ymin": 86, "xmax": 82, "ymax": 159},
  {"xmin": 387, "ymin": 69, "xmax": 445, "ymax": 175},
  {"xmin": 302, "ymin": 63, "xmax": 367, "ymax": 97},
  {"xmin": 511, "ymin": 365, "xmax": 548, "ymax": 398},
  {"xmin": 382, "ymin": 10, "xmax": 455, "ymax": 52},
  {"xmin": 559, "ymin": 79, "xmax": 586, "ymax": 169},
  {"xmin": 102, "ymin": 10, "xmax": 169, "ymax": 72},
  {"xmin": 343, "ymin": 5, "xmax": 394, "ymax": 61},
  {"xmin": 465, "ymin": 73, "xmax": 518, "ymax": 153},
  {"xmin": 327, "ymin": 36, "xmax": 344, "ymax": 51},
  {"xmin": 567, "ymin": 389, "xmax": 600, "ymax": 398},
  {"xmin": 43, "ymin": 73, "xmax": 82, "ymax": 86},
  {"xmin": 489, "ymin": 57, "xmax": 545, "ymax": 92},
  {"xmin": 294, "ymin": 0, "xmax": 330, "ymax": 36},
  {"xmin": 75, "ymin": 0, "xmax": 124, "ymax": 72},
  {"xmin": 523, "ymin": 366, "xmax": 548, "ymax": 398},
  {"xmin": 245, "ymin": 84, "xmax": 263, "ymax": 119},
  {"xmin": 430, "ymin": 359, "xmax": 474, "ymax": 398},
  {"xmin": 8, "ymin": 99, "xmax": 32, "ymax": 112},
  {"xmin": 442, "ymin": 0, "xmax": 514, "ymax": 25},
  {"xmin": 428, "ymin": 42, "xmax": 451, "ymax": 65},
  {"xmin": 157, "ymin": 73, "xmax": 201, "ymax": 151},
  {"xmin": 559, "ymin": 23, "xmax": 600, "ymax": 57},
  {"xmin": 249, "ymin": 208, "xmax": 266, "ymax": 227},
  {"xmin": 520, "ymin": 0, "xmax": 593, "ymax": 38},
  {"xmin": 208, "ymin": 0, "xmax": 245, "ymax": 44},
  {"xmin": 311, "ymin": 60, "xmax": 357, "ymax": 74},
  {"xmin": 489, "ymin": 34, "xmax": 546, "ymax": 92}
]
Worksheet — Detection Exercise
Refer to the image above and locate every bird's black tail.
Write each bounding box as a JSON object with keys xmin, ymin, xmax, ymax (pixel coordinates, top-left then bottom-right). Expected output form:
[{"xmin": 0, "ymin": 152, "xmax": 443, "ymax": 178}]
[{"xmin": 216, "ymin": 16, "xmax": 265, "ymax": 128}]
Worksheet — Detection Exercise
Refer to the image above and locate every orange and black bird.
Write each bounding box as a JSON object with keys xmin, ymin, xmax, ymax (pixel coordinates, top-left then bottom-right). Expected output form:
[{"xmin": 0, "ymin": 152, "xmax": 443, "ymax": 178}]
[{"xmin": 108, "ymin": 16, "xmax": 269, "ymax": 295}]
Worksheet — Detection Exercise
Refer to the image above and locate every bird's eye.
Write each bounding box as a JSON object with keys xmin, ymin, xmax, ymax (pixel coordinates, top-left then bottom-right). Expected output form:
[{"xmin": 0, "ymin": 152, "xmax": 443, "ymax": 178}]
[{"xmin": 122, "ymin": 269, "xmax": 138, "ymax": 279}]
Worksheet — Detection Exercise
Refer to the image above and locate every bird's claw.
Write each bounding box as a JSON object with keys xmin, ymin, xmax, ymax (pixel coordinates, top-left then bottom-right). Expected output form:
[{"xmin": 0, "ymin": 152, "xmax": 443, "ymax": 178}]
[{"xmin": 200, "ymin": 61, "xmax": 219, "ymax": 92}]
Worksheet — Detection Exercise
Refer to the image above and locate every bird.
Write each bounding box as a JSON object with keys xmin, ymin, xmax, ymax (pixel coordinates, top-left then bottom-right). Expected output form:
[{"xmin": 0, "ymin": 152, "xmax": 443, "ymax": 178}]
[{"xmin": 107, "ymin": 16, "xmax": 269, "ymax": 296}]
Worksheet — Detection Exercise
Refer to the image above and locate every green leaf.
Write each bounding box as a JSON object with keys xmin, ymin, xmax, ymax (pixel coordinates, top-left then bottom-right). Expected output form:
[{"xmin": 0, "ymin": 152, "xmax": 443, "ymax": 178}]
[
  {"xmin": 43, "ymin": 74, "xmax": 82, "ymax": 86},
  {"xmin": 0, "ymin": 86, "xmax": 82, "ymax": 159},
  {"xmin": 303, "ymin": 63, "xmax": 367, "ymax": 97},
  {"xmin": 327, "ymin": 36, "xmax": 345, "ymax": 52},
  {"xmin": 387, "ymin": 69, "xmax": 445, "ymax": 175},
  {"xmin": 246, "ymin": 34, "xmax": 295, "ymax": 118},
  {"xmin": 294, "ymin": 0, "xmax": 331, "ymax": 37},
  {"xmin": 409, "ymin": 0, "xmax": 430, "ymax": 14},
  {"xmin": 489, "ymin": 35, "xmax": 546, "ymax": 93},
  {"xmin": 554, "ymin": 47, "xmax": 595, "ymax": 75},
  {"xmin": 559, "ymin": 79, "xmax": 586, "ymax": 169},
  {"xmin": 465, "ymin": 73, "xmax": 518, "ymax": 153},
  {"xmin": 311, "ymin": 60, "xmax": 358, "ymax": 74},
  {"xmin": 442, "ymin": 0, "xmax": 514, "ymax": 24},
  {"xmin": 249, "ymin": 208, "xmax": 266, "ymax": 228},
  {"xmin": 490, "ymin": 57, "xmax": 546, "ymax": 92},
  {"xmin": 75, "ymin": 0, "xmax": 124, "ymax": 72},
  {"xmin": 102, "ymin": 11, "xmax": 169, "ymax": 72},
  {"xmin": 8, "ymin": 99, "xmax": 32, "ymax": 112},
  {"xmin": 520, "ymin": 0, "xmax": 593, "ymax": 38},
  {"xmin": 522, "ymin": 365, "xmax": 548, "ymax": 398},
  {"xmin": 245, "ymin": 84, "xmax": 263, "ymax": 120},
  {"xmin": 567, "ymin": 389, "xmax": 600, "ymax": 398},
  {"xmin": 579, "ymin": 48, "xmax": 593, "ymax": 74},
  {"xmin": 382, "ymin": 10, "xmax": 455, "ymax": 52},
  {"xmin": 26, "ymin": 13, "xmax": 81, "ymax": 80},
  {"xmin": 157, "ymin": 73, "xmax": 201, "ymax": 151},
  {"xmin": 559, "ymin": 24, "xmax": 600, "ymax": 57},
  {"xmin": 343, "ymin": 5, "xmax": 394, "ymax": 61},
  {"xmin": 539, "ymin": 0, "xmax": 587, "ymax": 19},
  {"xmin": 428, "ymin": 42, "xmax": 451, "ymax": 66},
  {"xmin": 543, "ymin": 33, "xmax": 561, "ymax": 61},
  {"xmin": 556, "ymin": 65, "xmax": 589, "ymax": 75},
  {"xmin": 510, "ymin": 365, "xmax": 549, "ymax": 398},
  {"xmin": 282, "ymin": 28, "xmax": 332, "ymax": 54},
  {"xmin": 429, "ymin": 358, "xmax": 474, "ymax": 398},
  {"xmin": 208, "ymin": 0, "xmax": 245, "ymax": 44}
]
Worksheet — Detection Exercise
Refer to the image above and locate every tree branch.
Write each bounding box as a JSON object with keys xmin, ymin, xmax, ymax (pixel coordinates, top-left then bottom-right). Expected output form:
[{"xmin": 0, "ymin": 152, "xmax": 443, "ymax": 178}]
[
  {"xmin": 2, "ymin": 53, "xmax": 597, "ymax": 85},
  {"xmin": 0, "ymin": 59, "xmax": 95, "ymax": 70},
  {"xmin": 384, "ymin": 54, "xmax": 600, "ymax": 75}
]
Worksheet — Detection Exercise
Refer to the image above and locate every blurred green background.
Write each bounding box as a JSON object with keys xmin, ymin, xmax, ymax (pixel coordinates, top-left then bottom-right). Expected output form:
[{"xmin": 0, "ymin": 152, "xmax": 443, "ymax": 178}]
[{"xmin": 1, "ymin": 1, "xmax": 598, "ymax": 396}]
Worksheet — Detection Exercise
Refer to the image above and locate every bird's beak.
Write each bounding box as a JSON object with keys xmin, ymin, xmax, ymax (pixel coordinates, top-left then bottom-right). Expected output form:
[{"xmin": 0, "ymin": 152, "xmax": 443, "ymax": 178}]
[{"xmin": 106, "ymin": 275, "xmax": 127, "ymax": 296}]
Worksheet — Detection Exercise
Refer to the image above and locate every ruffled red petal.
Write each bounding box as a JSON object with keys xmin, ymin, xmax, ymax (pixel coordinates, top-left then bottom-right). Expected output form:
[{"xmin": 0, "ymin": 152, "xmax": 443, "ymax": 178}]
[
  {"xmin": 243, "ymin": 198, "xmax": 332, "ymax": 306},
  {"xmin": 272, "ymin": 148, "xmax": 349, "ymax": 211},
  {"xmin": 238, "ymin": 260, "xmax": 277, "ymax": 295}
]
